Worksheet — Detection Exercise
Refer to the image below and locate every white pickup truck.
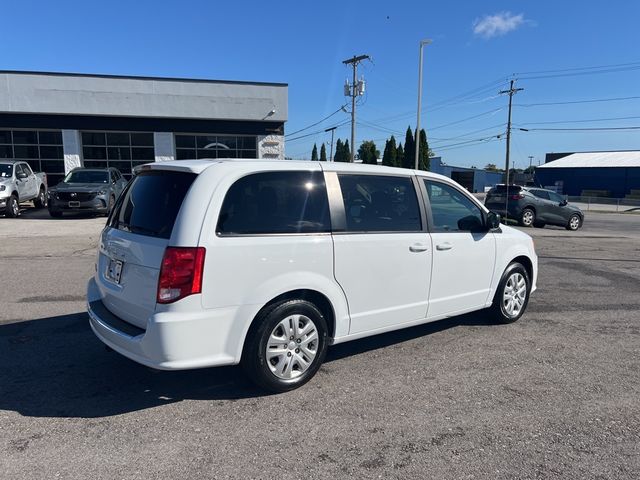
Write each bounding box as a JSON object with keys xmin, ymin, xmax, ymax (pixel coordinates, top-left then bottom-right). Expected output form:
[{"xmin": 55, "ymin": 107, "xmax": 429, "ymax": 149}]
[{"xmin": 0, "ymin": 160, "xmax": 48, "ymax": 217}]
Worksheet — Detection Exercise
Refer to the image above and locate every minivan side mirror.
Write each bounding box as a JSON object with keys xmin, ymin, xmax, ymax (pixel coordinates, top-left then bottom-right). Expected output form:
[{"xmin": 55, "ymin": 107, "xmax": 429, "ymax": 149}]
[
  {"xmin": 486, "ymin": 211, "xmax": 501, "ymax": 230},
  {"xmin": 560, "ymin": 199, "xmax": 568, "ymax": 206},
  {"xmin": 17, "ymin": 172, "xmax": 28, "ymax": 179}
]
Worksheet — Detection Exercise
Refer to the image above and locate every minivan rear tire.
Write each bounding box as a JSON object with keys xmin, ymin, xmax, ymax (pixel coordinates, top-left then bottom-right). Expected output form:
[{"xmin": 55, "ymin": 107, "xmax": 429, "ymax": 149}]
[
  {"xmin": 241, "ymin": 299, "xmax": 328, "ymax": 393},
  {"xmin": 489, "ymin": 262, "xmax": 531, "ymax": 324}
]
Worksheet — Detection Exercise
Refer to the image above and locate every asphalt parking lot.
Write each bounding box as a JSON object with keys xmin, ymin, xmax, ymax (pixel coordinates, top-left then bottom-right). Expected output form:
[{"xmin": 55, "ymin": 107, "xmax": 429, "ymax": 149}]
[{"xmin": 1, "ymin": 208, "xmax": 639, "ymax": 479}]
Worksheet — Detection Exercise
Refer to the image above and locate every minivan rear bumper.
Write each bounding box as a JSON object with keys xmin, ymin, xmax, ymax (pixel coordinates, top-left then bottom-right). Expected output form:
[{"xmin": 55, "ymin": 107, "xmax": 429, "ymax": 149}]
[{"xmin": 87, "ymin": 277, "xmax": 241, "ymax": 370}]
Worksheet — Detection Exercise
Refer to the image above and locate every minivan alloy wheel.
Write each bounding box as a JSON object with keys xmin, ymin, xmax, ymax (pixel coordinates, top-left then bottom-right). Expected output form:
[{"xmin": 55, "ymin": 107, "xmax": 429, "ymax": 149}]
[
  {"xmin": 266, "ymin": 314, "xmax": 318, "ymax": 379},
  {"xmin": 502, "ymin": 272, "xmax": 527, "ymax": 317}
]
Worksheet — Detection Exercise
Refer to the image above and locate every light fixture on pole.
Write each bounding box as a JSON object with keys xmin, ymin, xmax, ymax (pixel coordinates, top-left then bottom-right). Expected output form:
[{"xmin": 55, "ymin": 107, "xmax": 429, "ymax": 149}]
[{"xmin": 415, "ymin": 38, "xmax": 432, "ymax": 170}]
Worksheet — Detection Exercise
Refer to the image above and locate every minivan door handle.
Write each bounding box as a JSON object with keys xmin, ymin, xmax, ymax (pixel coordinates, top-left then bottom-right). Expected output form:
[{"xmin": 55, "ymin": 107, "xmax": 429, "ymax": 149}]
[
  {"xmin": 409, "ymin": 243, "xmax": 429, "ymax": 253},
  {"xmin": 436, "ymin": 242, "xmax": 453, "ymax": 251}
]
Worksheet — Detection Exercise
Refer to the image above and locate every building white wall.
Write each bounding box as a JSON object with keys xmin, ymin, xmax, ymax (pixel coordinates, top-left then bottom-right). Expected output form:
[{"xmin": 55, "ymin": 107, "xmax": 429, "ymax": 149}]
[{"xmin": 0, "ymin": 72, "xmax": 287, "ymax": 123}]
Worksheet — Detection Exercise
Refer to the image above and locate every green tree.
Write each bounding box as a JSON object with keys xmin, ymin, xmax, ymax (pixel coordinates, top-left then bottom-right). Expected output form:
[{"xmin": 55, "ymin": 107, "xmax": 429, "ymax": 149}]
[
  {"xmin": 484, "ymin": 163, "xmax": 503, "ymax": 172},
  {"xmin": 396, "ymin": 142, "xmax": 404, "ymax": 166},
  {"xmin": 334, "ymin": 139, "xmax": 348, "ymax": 162},
  {"xmin": 382, "ymin": 135, "xmax": 398, "ymax": 167},
  {"xmin": 344, "ymin": 139, "xmax": 351, "ymax": 162},
  {"xmin": 311, "ymin": 143, "xmax": 318, "ymax": 161},
  {"xmin": 417, "ymin": 128, "xmax": 431, "ymax": 171},
  {"xmin": 358, "ymin": 140, "xmax": 379, "ymax": 165},
  {"xmin": 402, "ymin": 126, "xmax": 415, "ymax": 169},
  {"xmin": 319, "ymin": 143, "xmax": 327, "ymax": 162}
]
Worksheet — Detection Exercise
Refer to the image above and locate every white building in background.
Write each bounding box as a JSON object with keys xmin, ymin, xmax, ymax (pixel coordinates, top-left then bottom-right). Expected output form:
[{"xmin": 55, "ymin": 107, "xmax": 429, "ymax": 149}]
[{"xmin": 0, "ymin": 70, "xmax": 287, "ymax": 184}]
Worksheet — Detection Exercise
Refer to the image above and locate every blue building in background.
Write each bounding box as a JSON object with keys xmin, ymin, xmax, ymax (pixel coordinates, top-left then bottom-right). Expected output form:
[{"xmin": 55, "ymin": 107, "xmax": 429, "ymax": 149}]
[
  {"xmin": 535, "ymin": 151, "xmax": 640, "ymax": 198},
  {"xmin": 429, "ymin": 157, "xmax": 503, "ymax": 193}
]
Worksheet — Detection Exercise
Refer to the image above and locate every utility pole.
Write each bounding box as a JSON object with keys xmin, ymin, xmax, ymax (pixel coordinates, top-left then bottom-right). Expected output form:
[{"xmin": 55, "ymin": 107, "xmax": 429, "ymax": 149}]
[
  {"xmin": 528, "ymin": 155, "xmax": 534, "ymax": 170},
  {"xmin": 415, "ymin": 39, "xmax": 432, "ymax": 170},
  {"xmin": 499, "ymin": 79, "xmax": 523, "ymax": 221},
  {"xmin": 325, "ymin": 126, "xmax": 337, "ymax": 162},
  {"xmin": 343, "ymin": 54, "xmax": 370, "ymax": 162}
]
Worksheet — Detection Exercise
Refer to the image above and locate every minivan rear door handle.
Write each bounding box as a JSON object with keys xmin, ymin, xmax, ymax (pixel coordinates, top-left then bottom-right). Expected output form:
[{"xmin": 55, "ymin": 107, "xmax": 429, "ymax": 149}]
[
  {"xmin": 436, "ymin": 242, "xmax": 453, "ymax": 251},
  {"xmin": 409, "ymin": 243, "xmax": 429, "ymax": 253}
]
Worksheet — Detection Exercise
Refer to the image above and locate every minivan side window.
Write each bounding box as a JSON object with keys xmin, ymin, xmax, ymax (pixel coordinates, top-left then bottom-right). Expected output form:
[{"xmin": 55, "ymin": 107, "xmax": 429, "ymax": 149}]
[
  {"xmin": 217, "ymin": 171, "xmax": 330, "ymax": 235},
  {"xmin": 338, "ymin": 174, "xmax": 422, "ymax": 232},
  {"xmin": 423, "ymin": 180, "xmax": 484, "ymax": 232}
]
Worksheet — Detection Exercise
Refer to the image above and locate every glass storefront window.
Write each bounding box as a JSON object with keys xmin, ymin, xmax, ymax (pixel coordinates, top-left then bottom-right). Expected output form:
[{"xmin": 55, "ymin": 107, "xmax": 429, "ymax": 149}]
[
  {"xmin": 0, "ymin": 129, "xmax": 64, "ymax": 184},
  {"xmin": 82, "ymin": 131, "xmax": 155, "ymax": 178},
  {"xmin": 175, "ymin": 134, "xmax": 258, "ymax": 160}
]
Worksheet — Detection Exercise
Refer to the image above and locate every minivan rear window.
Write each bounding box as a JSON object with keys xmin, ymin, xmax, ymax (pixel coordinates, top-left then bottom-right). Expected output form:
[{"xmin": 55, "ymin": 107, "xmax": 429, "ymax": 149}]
[{"xmin": 109, "ymin": 170, "xmax": 196, "ymax": 239}]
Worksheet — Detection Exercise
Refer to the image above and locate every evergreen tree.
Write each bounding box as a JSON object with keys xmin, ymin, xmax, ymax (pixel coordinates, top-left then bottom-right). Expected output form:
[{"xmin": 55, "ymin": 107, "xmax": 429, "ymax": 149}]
[
  {"xmin": 311, "ymin": 143, "xmax": 318, "ymax": 161},
  {"xmin": 382, "ymin": 135, "xmax": 398, "ymax": 167},
  {"xmin": 344, "ymin": 139, "xmax": 351, "ymax": 162},
  {"xmin": 358, "ymin": 140, "xmax": 379, "ymax": 165},
  {"xmin": 417, "ymin": 129, "xmax": 431, "ymax": 171},
  {"xmin": 402, "ymin": 126, "xmax": 415, "ymax": 169},
  {"xmin": 334, "ymin": 139, "xmax": 348, "ymax": 162},
  {"xmin": 396, "ymin": 142, "xmax": 404, "ymax": 166},
  {"xmin": 319, "ymin": 143, "xmax": 327, "ymax": 161}
]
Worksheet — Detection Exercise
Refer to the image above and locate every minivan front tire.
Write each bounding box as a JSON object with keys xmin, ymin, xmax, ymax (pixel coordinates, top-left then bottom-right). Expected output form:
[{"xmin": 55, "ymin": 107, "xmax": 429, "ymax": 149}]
[
  {"xmin": 242, "ymin": 299, "xmax": 329, "ymax": 393},
  {"xmin": 489, "ymin": 262, "xmax": 531, "ymax": 324}
]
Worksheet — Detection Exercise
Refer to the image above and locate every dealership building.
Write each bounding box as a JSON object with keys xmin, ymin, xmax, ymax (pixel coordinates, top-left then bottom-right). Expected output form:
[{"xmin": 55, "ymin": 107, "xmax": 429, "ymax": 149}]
[{"xmin": 0, "ymin": 71, "xmax": 287, "ymax": 184}]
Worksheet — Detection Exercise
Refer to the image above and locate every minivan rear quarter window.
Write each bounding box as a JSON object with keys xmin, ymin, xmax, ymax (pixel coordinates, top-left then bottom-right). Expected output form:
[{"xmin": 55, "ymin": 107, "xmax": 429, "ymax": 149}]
[
  {"xmin": 109, "ymin": 170, "xmax": 196, "ymax": 239},
  {"xmin": 217, "ymin": 171, "xmax": 330, "ymax": 235}
]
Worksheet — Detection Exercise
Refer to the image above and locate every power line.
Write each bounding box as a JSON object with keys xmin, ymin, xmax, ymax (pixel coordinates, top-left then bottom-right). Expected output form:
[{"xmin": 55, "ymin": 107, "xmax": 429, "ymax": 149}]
[
  {"xmin": 429, "ymin": 123, "xmax": 506, "ymax": 143},
  {"xmin": 285, "ymin": 106, "xmax": 346, "ymax": 137},
  {"xmin": 434, "ymin": 136, "xmax": 503, "ymax": 153},
  {"xmin": 520, "ymin": 126, "xmax": 640, "ymax": 131},
  {"xmin": 286, "ymin": 121, "xmax": 350, "ymax": 142},
  {"xmin": 513, "ymin": 61, "xmax": 640, "ymax": 76},
  {"xmin": 518, "ymin": 115, "xmax": 640, "ymax": 126},
  {"xmin": 517, "ymin": 65, "xmax": 640, "ymax": 81},
  {"xmin": 428, "ymin": 107, "xmax": 503, "ymax": 131},
  {"xmin": 515, "ymin": 95, "xmax": 640, "ymax": 107}
]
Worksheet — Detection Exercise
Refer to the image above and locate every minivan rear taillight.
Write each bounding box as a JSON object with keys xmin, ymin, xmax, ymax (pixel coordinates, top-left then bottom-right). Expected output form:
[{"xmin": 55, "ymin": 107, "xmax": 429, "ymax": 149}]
[
  {"xmin": 510, "ymin": 194, "xmax": 524, "ymax": 200},
  {"xmin": 157, "ymin": 247, "xmax": 206, "ymax": 304}
]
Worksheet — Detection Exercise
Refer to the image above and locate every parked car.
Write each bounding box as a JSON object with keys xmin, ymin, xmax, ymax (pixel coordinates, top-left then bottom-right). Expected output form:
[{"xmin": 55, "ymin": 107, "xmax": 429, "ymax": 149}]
[
  {"xmin": 484, "ymin": 184, "xmax": 584, "ymax": 230},
  {"xmin": 87, "ymin": 160, "xmax": 538, "ymax": 392},
  {"xmin": 48, "ymin": 167, "xmax": 128, "ymax": 218},
  {"xmin": 0, "ymin": 160, "xmax": 48, "ymax": 217}
]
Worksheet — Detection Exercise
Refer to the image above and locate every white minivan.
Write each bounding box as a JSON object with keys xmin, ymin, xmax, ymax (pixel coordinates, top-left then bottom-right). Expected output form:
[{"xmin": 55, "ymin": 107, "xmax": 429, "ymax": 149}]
[{"xmin": 88, "ymin": 160, "xmax": 537, "ymax": 392}]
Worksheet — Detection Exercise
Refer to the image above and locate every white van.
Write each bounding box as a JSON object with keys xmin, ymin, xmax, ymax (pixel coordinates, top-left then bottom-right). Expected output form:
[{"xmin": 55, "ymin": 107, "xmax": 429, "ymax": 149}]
[{"xmin": 87, "ymin": 160, "xmax": 537, "ymax": 392}]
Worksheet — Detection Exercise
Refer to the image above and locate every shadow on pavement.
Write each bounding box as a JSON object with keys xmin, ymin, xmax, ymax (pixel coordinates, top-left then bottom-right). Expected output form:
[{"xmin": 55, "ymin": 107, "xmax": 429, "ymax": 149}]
[
  {"xmin": 16, "ymin": 208, "xmax": 103, "ymax": 220},
  {"xmin": 0, "ymin": 310, "xmax": 495, "ymax": 418}
]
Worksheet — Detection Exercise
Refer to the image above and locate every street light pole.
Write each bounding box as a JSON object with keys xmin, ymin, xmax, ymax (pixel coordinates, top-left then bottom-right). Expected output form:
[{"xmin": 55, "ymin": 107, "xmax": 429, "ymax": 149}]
[
  {"xmin": 415, "ymin": 39, "xmax": 432, "ymax": 170},
  {"xmin": 325, "ymin": 126, "xmax": 337, "ymax": 162}
]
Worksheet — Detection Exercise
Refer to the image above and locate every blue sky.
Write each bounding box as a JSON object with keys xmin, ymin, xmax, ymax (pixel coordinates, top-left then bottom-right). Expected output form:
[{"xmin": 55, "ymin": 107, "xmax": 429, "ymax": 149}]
[{"xmin": 2, "ymin": 0, "xmax": 640, "ymax": 168}]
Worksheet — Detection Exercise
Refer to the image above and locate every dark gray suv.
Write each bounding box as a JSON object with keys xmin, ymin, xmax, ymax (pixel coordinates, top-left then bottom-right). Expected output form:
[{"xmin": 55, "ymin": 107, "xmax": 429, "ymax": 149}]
[
  {"xmin": 485, "ymin": 185, "xmax": 584, "ymax": 230},
  {"xmin": 48, "ymin": 168, "xmax": 128, "ymax": 218}
]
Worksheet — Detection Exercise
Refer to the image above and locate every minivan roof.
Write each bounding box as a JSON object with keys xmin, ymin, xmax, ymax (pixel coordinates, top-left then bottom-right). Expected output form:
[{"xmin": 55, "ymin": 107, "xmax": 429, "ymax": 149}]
[{"xmin": 135, "ymin": 158, "xmax": 452, "ymax": 182}]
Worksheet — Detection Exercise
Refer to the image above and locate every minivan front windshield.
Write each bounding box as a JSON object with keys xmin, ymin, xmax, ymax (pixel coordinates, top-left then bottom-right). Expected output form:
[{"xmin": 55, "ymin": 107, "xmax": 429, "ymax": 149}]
[{"xmin": 64, "ymin": 170, "xmax": 109, "ymax": 184}]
